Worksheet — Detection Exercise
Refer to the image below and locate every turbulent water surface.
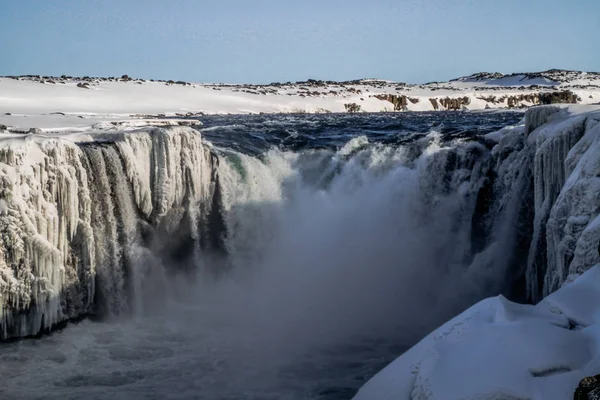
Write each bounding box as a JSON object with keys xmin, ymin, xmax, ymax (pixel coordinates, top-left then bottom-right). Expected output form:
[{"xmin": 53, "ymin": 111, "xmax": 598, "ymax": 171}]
[{"xmin": 1, "ymin": 111, "xmax": 524, "ymax": 400}]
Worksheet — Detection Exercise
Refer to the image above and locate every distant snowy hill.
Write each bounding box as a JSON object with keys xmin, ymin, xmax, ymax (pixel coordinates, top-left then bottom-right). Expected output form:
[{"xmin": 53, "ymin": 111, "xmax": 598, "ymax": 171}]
[
  {"xmin": 0, "ymin": 69, "xmax": 599, "ymax": 132},
  {"xmin": 452, "ymin": 69, "xmax": 600, "ymax": 86}
]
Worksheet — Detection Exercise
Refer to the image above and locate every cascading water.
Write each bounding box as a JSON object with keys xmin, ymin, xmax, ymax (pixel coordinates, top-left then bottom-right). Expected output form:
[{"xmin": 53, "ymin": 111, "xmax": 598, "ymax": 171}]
[{"xmin": 2, "ymin": 109, "xmax": 599, "ymax": 399}]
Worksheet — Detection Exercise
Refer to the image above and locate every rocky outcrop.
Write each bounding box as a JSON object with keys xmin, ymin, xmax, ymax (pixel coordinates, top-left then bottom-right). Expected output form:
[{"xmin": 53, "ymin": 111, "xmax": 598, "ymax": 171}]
[
  {"xmin": 479, "ymin": 91, "xmax": 581, "ymax": 109},
  {"xmin": 574, "ymin": 375, "xmax": 600, "ymax": 400},
  {"xmin": 344, "ymin": 103, "xmax": 362, "ymax": 113},
  {"xmin": 373, "ymin": 94, "xmax": 419, "ymax": 111},
  {"xmin": 439, "ymin": 96, "xmax": 471, "ymax": 110},
  {"xmin": 426, "ymin": 96, "xmax": 471, "ymax": 110}
]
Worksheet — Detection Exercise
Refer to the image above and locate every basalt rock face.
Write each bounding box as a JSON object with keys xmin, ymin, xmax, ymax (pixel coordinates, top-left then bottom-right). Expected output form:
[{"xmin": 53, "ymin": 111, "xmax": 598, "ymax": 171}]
[
  {"xmin": 344, "ymin": 103, "xmax": 362, "ymax": 113},
  {"xmin": 479, "ymin": 91, "xmax": 581, "ymax": 109},
  {"xmin": 0, "ymin": 127, "xmax": 221, "ymax": 339},
  {"xmin": 373, "ymin": 94, "xmax": 419, "ymax": 111},
  {"xmin": 424, "ymin": 96, "xmax": 471, "ymax": 111},
  {"xmin": 438, "ymin": 96, "xmax": 471, "ymax": 110},
  {"xmin": 574, "ymin": 375, "xmax": 600, "ymax": 400},
  {"xmin": 375, "ymin": 90, "xmax": 579, "ymax": 112}
]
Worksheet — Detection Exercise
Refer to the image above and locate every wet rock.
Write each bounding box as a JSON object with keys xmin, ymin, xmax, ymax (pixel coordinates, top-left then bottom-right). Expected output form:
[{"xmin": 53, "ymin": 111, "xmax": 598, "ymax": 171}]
[
  {"xmin": 574, "ymin": 375, "xmax": 600, "ymax": 399},
  {"xmin": 76, "ymin": 82, "xmax": 89, "ymax": 89}
]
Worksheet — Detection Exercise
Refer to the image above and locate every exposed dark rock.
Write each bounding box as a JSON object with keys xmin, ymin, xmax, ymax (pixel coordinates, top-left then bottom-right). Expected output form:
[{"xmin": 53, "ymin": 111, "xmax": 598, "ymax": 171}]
[
  {"xmin": 76, "ymin": 82, "xmax": 89, "ymax": 89},
  {"xmin": 480, "ymin": 91, "xmax": 580, "ymax": 108},
  {"xmin": 574, "ymin": 375, "xmax": 600, "ymax": 400},
  {"xmin": 438, "ymin": 96, "xmax": 471, "ymax": 110},
  {"xmin": 344, "ymin": 103, "xmax": 361, "ymax": 113},
  {"xmin": 373, "ymin": 94, "xmax": 408, "ymax": 111}
]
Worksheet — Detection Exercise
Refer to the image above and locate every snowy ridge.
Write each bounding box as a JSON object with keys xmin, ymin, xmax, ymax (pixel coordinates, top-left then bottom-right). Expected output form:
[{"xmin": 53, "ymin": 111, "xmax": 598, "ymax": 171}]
[
  {"xmin": 354, "ymin": 105, "xmax": 600, "ymax": 400},
  {"xmin": 0, "ymin": 127, "xmax": 218, "ymax": 338}
]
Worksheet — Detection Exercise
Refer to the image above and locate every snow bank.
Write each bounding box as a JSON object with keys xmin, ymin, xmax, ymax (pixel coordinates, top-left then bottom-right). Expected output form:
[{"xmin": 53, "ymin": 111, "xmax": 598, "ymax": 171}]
[{"xmin": 353, "ymin": 266, "xmax": 600, "ymax": 400}]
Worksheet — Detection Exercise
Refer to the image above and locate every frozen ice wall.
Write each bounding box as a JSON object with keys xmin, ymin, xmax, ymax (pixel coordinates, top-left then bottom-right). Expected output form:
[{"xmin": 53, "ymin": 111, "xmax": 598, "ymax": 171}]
[{"xmin": 0, "ymin": 127, "xmax": 219, "ymax": 339}]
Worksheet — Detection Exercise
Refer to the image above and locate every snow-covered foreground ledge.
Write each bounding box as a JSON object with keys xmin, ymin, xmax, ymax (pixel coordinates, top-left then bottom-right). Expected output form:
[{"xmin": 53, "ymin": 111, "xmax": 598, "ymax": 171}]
[
  {"xmin": 353, "ymin": 266, "xmax": 600, "ymax": 400},
  {"xmin": 354, "ymin": 106, "xmax": 600, "ymax": 399}
]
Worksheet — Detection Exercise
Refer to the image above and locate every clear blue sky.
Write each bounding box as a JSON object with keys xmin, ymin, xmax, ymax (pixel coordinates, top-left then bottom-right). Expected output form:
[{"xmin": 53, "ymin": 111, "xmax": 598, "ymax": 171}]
[{"xmin": 1, "ymin": 0, "xmax": 598, "ymax": 84}]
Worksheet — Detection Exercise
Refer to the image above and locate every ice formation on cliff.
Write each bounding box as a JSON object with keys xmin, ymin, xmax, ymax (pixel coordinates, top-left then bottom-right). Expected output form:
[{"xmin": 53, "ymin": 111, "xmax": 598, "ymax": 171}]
[{"xmin": 0, "ymin": 127, "xmax": 218, "ymax": 338}]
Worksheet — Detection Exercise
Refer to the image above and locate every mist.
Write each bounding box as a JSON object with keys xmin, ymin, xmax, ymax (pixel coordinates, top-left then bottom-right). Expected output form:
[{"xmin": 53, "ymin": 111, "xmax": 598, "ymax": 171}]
[{"xmin": 135, "ymin": 135, "xmax": 504, "ymax": 370}]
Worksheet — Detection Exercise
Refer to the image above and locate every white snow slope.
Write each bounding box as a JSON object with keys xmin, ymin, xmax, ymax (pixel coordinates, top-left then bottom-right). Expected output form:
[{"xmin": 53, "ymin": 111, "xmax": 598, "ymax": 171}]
[
  {"xmin": 1, "ymin": 69, "xmax": 599, "ymax": 132},
  {"xmin": 354, "ymin": 106, "xmax": 600, "ymax": 399},
  {"xmin": 353, "ymin": 265, "xmax": 600, "ymax": 400}
]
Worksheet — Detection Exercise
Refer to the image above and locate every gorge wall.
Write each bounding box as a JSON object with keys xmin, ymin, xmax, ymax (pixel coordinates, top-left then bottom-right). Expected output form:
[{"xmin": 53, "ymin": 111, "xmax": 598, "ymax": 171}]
[{"xmin": 0, "ymin": 128, "xmax": 220, "ymax": 339}]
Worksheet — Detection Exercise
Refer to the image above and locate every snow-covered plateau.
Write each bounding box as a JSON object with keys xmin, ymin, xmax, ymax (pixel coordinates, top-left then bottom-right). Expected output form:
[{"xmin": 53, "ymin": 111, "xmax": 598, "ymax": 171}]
[{"xmin": 1, "ymin": 69, "xmax": 600, "ymax": 133}]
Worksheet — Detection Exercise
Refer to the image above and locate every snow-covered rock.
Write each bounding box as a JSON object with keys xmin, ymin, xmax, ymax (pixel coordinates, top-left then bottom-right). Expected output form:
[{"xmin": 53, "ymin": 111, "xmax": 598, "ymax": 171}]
[{"xmin": 353, "ymin": 265, "xmax": 600, "ymax": 400}]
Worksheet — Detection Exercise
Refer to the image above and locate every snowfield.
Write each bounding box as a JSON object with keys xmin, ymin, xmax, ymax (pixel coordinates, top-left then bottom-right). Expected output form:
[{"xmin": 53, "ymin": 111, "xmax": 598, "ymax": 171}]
[{"xmin": 1, "ymin": 69, "xmax": 599, "ymax": 132}]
